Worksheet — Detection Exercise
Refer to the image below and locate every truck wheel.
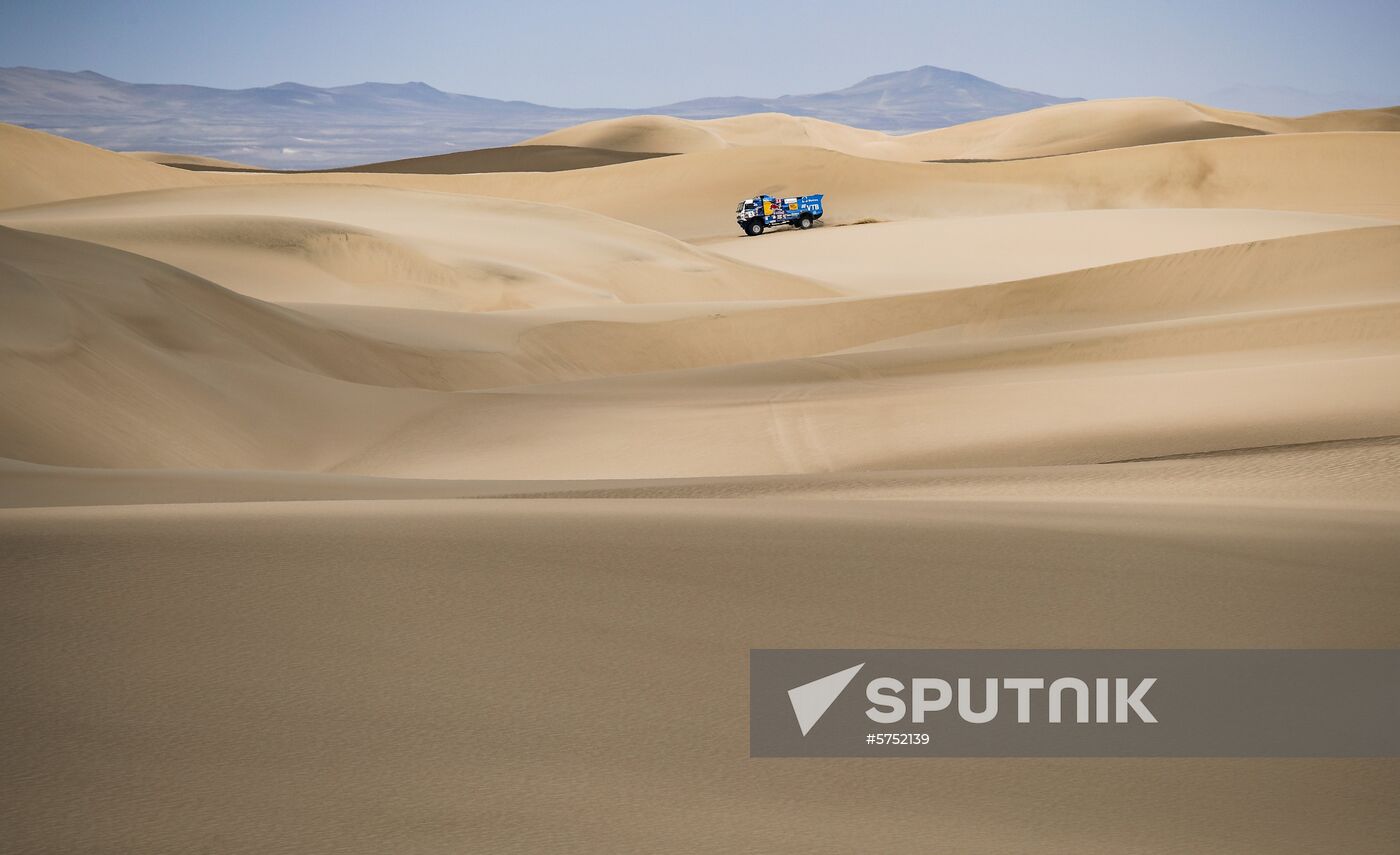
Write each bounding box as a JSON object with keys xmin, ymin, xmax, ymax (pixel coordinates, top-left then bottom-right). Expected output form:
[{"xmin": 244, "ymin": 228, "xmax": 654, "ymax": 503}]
[
  {"xmin": 797, "ymin": 214, "xmax": 813, "ymax": 230},
  {"xmin": 745, "ymin": 220, "xmax": 765, "ymax": 236}
]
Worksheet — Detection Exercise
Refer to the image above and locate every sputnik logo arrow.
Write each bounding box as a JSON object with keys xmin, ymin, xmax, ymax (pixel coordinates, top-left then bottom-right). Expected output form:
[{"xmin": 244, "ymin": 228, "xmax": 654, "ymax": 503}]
[{"xmin": 788, "ymin": 663, "xmax": 865, "ymax": 736}]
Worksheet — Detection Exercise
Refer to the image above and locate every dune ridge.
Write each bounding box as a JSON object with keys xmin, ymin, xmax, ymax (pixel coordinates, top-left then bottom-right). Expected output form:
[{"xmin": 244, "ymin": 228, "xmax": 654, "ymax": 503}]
[{"xmin": 522, "ymin": 98, "xmax": 1400, "ymax": 161}]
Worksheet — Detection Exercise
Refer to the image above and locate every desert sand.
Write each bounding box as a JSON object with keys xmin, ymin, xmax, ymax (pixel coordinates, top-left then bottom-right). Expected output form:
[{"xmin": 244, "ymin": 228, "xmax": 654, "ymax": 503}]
[{"xmin": 2, "ymin": 98, "xmax": 1399, "ymax": 853}]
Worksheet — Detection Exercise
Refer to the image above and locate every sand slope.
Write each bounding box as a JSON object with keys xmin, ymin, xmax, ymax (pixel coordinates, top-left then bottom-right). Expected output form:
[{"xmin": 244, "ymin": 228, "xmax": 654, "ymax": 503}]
[
  {"xmin": 6, "ymin": 435, "xmax": 1398, "ymax": 509},
  {"xmin": 703, "ymin": 208, "xmax": 1391, "ymax": 294}
]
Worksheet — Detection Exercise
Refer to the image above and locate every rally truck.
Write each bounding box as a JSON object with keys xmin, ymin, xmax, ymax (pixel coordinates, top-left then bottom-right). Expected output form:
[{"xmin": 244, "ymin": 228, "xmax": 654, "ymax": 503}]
[{"xmin": 736, "ymin": 193, "xmax": 824, "ymax": 236}]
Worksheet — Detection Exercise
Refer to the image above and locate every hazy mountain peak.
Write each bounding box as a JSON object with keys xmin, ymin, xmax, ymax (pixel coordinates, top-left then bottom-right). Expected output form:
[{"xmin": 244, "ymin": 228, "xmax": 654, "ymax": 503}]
[
  {"xmin": 836, "ymin": 64, "xmax": 1072, "ymax": 99},
  {"xmin": 845, "ymin": 64, "xmax": 984, "ymax": 89}
]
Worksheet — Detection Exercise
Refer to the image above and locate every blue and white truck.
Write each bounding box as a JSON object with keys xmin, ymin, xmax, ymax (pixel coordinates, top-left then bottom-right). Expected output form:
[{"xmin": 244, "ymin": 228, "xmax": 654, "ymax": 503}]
[{"xmin": 735, "ymin": 193, "xmax": 824, "ymax": 236}]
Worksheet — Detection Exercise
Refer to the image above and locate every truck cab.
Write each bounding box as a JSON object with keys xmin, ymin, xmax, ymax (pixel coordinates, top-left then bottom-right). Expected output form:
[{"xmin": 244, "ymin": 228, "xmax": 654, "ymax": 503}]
[{"xmin": 736, "ymin": 193, "xmax": 824, "ymax": 236}]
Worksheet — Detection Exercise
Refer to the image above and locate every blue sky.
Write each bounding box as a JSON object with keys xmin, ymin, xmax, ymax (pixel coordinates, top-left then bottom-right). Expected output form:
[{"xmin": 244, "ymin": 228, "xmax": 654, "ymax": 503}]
[{"xmin": 3, "ymin": 0, "xmax": 1398, "ymax": 105}]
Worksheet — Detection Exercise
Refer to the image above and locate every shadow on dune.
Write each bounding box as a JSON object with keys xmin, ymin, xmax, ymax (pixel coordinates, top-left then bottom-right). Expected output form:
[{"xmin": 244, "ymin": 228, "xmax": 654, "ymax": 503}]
[{"xmin": 163, "ymin": 144, "xmax": 676, "ymax": 175}]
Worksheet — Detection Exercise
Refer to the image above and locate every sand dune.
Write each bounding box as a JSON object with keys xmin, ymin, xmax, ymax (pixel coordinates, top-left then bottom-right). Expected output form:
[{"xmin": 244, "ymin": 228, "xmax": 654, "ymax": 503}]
[
  {"xmin": 520, "ymin": 99, "xmax": 1400, "ymax": 162},
  {"xmin": 885, "ymin": 99, "xmax": 1400, "ymax": 161},
  {"xmin": 3, "ymin": 100, "xmax": 1400, "ymax": 854},
  {"xmin": 897, "ymin": 99, "xmax": 1269, "ymax": 161},
  {"xmin": 215, "ymin": 131, "xmax": 1393, "ymax": 238},
  {"xmin": 523, "ymin": 111, "xmax": 891, "ymax": 154}
]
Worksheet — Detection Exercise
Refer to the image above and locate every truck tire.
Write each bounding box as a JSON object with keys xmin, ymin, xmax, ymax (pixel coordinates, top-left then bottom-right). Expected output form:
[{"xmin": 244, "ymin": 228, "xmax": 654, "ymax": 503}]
[
  {"xmin": 745, "ymin": 220, "xmax": 765, "ymax": 236},
  {"xmin": 796, "ymin": 214, "xmax": 813, "ymax": 230}
]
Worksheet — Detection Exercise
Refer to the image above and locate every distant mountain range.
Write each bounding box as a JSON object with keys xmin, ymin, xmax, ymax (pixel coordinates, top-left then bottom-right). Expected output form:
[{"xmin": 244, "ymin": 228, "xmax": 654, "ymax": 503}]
[
  {"xmin": 642, "ymin": 65, "xmax": 1080, "ymax": 130},
  {"xmin": 0, "ymin": 65, "xmax": 1079, "ymax": 168}
]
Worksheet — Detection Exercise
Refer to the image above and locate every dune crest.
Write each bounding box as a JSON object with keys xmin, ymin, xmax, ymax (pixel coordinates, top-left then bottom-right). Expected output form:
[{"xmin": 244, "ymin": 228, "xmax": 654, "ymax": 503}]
[
  {"xmin": 123, "ymin": 150, "xmax": 264, "ymax": 170},
  {"xmin": 0, "ymin": 123, "xmax": 211, "ymax": 209}
]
